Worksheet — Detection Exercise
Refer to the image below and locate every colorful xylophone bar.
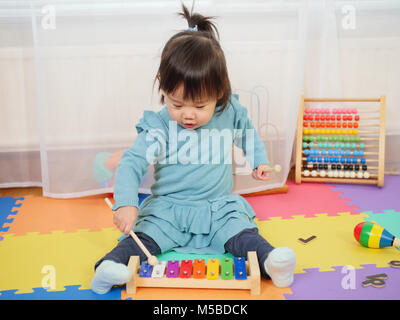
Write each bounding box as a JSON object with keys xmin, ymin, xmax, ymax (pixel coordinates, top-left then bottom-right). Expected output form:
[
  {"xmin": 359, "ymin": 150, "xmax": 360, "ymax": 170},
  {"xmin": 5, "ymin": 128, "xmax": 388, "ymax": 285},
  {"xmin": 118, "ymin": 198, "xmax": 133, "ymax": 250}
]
[
  {"xmin": 139, "ymin": 258, "xmax": 248, "ymax": 280},
  {"xmin": 126, "ymin": 252, "xmax": 261, "ymax": 296}
]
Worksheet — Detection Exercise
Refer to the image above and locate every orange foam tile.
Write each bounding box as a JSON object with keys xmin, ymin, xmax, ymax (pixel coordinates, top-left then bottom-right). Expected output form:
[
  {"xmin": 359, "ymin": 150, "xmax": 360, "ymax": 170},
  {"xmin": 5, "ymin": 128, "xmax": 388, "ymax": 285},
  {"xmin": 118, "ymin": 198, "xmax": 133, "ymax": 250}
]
[
  {"xmin": 121, "ymin": 279, "xmax": 291, "ymax": 300},
  {"xmin": 4, "ymin": 195, "xmax": 116, "ymax": 235}
]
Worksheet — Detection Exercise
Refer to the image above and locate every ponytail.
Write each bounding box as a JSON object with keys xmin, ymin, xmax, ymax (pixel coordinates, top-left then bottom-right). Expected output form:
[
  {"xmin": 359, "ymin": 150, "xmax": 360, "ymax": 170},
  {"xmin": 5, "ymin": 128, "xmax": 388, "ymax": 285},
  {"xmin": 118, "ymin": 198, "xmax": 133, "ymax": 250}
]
[
  {"xmin": 178, "ymin": 2, "xmax": 219, "ymax": 41},
  {"xmin": 154, "ymin": 2, "xmax": 231, "ymax": 114}
]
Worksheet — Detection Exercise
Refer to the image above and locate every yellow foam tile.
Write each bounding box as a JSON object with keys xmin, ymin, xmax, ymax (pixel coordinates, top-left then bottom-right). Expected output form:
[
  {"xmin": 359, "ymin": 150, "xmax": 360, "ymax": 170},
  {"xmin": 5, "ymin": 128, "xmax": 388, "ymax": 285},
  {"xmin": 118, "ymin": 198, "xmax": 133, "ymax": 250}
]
[
  {"xmin": 257, "ymin": 216, "xmax": 283, "ymax": 222},
  {"xmin": 335, "ymin": 212, "xmax": 353, "ymax": 217},
  {"xmin": 255, "ymin": 213, "xmax": 400, "ymax": 273},
  {"xmin": 313, "ymin": 213, "xmax": 329, "ymax": 218},
  {"xmin": 291, "ymin": 215, "xmax": 308, "ymax": 220},
  {"xmin": 0, "ymin": 228, "xmax": 121, "ymax": 294}
]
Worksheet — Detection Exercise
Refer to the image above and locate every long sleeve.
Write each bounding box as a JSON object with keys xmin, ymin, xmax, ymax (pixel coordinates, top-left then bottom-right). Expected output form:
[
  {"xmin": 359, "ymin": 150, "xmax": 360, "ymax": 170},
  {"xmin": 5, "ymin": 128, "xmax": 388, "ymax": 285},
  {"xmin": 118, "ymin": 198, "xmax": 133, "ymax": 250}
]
[
  {"xmin": 112, "ymin": 132, "xmax": 154, "ymax": 210},
  {"xmin": 232, "ymin": 95, "xmax": 270, "ymax": 170},
  {"xmin": 112, "ymin": 111, "xmax": 167, "ymax": 211}
]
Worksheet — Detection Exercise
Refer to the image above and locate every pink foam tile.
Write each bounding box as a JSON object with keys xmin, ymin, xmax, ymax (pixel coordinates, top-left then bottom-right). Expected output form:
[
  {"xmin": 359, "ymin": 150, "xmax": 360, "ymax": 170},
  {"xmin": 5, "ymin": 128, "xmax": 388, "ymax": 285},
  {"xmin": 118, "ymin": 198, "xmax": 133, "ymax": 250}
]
[{"xmin": 244, "ymin": 180, "xmax": 360, "ymax": 220}]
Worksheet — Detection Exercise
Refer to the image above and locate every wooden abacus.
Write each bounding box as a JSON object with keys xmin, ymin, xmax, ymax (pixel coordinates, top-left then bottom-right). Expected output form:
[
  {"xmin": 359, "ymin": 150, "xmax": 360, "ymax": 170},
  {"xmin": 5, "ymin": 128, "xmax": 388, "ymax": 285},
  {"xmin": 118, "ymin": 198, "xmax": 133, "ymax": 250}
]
[
  {"xmin": 295, "ymin": 96, "xmax": 386, "ymax": 187},
  {"xmin": 126, "ymin": 251, "xmax": 261, "ymax": 296}
]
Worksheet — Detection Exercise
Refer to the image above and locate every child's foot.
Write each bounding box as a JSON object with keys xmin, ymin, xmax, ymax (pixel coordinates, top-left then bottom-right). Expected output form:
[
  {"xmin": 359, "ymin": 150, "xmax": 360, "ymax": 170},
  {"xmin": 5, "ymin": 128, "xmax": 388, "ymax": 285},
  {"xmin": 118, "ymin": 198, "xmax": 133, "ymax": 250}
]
[
  {"xmin": 264, "ymin": 247, "xmax": 296, "ymax": 287},
  {"xmin": 91, "ymin": 260, "xmax": 132, "ymax": 294}
]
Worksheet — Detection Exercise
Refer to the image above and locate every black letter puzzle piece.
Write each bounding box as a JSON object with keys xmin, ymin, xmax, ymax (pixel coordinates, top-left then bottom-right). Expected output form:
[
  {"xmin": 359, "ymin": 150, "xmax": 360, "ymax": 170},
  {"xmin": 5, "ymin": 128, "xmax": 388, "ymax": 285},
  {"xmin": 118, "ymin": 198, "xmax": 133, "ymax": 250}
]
[
  {"xmin": 388, "ymin": 260, "xmax": 400, "ymax": 268},
  {"xmin": 361, "ymin": 273, "xmax": 388, "ymax": 288}
]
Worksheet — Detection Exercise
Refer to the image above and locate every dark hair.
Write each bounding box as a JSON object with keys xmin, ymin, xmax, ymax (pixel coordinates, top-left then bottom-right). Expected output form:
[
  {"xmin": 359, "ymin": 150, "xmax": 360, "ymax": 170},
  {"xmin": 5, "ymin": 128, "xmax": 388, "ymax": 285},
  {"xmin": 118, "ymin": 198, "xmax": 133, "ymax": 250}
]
[{"xmin": 154, "ymin": 2, "xmax": 231, "ymax": 114}]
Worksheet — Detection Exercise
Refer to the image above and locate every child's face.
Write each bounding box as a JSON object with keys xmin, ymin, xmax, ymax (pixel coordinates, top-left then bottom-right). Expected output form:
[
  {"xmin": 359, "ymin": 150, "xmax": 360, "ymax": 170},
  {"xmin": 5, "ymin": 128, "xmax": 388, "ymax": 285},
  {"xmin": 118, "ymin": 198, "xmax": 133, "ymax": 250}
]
[{"xmin": 162, "ymin": 85, "xmax": 217, "ymax": 130}]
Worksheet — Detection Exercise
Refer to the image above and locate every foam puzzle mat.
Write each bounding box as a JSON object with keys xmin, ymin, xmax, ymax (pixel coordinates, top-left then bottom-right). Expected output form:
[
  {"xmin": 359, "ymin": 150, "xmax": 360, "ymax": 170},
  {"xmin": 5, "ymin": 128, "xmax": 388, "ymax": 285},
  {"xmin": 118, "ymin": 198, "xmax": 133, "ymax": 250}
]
[{"xmin": 0, "ymin": 176, "xmax": 399, "ymax": 300}]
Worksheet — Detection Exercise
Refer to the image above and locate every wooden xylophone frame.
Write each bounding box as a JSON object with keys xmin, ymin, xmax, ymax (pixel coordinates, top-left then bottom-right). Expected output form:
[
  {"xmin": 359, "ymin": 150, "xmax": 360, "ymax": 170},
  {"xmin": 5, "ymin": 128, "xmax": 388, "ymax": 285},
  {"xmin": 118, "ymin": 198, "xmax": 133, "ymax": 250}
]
[
  {"xmin": 295, "ymin": 96, "xmax": 386, "ymax": 187},
  {"xmin": 126, "ymin": 251, "xmax": 261, "ymax": 296}
]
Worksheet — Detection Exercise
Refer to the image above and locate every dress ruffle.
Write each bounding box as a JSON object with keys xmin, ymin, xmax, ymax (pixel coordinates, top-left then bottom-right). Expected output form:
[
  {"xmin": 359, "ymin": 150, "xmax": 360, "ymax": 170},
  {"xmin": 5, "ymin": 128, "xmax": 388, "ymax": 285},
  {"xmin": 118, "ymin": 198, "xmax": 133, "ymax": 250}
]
[
  {"xmin": 136, "ymin": 110, "xmax": 167, "ymax": 133},
  {"xmin": 135, "ymin": 110, "xmax": 169, "ymax": 144},
  {"xmin": 133, "ymin": 194, "xmax": 258, "ymax": 254}
]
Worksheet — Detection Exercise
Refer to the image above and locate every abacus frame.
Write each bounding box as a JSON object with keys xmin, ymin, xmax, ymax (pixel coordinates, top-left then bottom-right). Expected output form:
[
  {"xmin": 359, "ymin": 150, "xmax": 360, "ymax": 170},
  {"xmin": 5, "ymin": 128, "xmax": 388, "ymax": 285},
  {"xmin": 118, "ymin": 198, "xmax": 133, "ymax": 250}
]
[
  {"xmin": 126, "ymin": 251, "xmax": 261, "ymax": 296},
  {"xmin": 295, "ymin": 96, "xmax": 386, "ymax": 187}
]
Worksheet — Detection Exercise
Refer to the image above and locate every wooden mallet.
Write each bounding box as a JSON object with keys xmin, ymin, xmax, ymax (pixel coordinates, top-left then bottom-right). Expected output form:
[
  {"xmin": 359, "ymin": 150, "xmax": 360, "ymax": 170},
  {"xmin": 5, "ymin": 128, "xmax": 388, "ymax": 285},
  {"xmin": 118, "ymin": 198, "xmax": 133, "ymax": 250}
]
[{"xmin": 105, "ymin": 197, "xmax": 159, "ymax": 266}]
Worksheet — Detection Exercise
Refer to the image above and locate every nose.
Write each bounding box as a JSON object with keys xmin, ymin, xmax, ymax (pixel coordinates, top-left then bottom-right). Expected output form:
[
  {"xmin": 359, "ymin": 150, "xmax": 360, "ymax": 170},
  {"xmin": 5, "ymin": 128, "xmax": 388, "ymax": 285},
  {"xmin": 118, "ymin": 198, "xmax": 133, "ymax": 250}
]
[{"xmin": 183, "ymin": 110, "xmax": 195, "ymax": 120}]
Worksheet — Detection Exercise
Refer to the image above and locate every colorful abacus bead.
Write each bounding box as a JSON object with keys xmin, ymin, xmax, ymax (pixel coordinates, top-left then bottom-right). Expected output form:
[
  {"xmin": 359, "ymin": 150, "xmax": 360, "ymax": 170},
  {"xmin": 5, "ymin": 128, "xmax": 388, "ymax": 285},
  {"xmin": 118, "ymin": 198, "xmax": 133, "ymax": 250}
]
[{"xmin": 311, "ymin": 170, "xmax": 318, "ymax": 177}]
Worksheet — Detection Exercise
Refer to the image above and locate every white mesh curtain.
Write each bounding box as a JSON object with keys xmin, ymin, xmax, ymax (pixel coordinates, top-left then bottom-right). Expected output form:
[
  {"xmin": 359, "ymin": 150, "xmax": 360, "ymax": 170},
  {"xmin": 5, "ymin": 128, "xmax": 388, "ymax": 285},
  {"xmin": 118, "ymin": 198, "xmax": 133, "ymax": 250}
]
[
  {"xmin": 0, "ymin": 0, "xmax": 399, "ymax": 198},
  {"xmin": 301, "ymin": 0, "xmax": 400, "ymax": 174}
]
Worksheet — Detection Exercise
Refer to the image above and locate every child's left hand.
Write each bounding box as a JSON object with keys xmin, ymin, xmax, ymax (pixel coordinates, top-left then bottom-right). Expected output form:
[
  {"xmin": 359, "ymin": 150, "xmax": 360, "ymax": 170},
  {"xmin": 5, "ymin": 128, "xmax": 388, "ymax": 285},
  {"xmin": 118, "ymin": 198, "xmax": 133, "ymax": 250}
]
[{"xmin": 252, "ymin": 164, "xmax": 271, "ymax": 181}]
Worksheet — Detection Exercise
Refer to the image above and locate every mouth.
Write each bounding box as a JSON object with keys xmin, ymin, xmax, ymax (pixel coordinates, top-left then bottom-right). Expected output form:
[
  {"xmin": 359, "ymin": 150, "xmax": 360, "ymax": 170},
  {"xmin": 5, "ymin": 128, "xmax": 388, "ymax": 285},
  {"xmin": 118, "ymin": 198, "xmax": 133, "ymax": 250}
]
[{"xmin": 183, "ymin": 123, "xmax": 196, "ymax": 128}]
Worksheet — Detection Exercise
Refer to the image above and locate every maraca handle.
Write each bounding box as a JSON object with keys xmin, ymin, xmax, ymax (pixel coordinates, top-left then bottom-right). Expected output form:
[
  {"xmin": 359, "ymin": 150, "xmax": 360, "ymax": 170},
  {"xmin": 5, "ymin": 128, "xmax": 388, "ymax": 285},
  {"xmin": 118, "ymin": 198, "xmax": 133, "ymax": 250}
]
[{"xmin": 265, "ymin": 164, "xmax": 282, "ymax": 173}]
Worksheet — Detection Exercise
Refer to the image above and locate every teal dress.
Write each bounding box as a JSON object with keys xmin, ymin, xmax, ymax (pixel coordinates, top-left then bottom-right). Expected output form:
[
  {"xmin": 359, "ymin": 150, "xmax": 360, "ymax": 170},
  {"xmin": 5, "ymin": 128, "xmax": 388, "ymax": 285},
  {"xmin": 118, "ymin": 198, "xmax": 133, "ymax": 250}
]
[{"xmin": 112, "ymin": 94, "xmax": 269, "ymax": 254}]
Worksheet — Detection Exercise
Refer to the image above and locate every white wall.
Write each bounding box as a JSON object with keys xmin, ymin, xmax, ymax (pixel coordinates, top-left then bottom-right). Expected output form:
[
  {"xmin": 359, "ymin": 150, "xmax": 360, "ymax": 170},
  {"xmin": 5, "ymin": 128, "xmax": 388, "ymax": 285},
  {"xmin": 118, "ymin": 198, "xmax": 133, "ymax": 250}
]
[{"xmin": 0, "ymin": 0, "xmax": 399, "ymax": 196}]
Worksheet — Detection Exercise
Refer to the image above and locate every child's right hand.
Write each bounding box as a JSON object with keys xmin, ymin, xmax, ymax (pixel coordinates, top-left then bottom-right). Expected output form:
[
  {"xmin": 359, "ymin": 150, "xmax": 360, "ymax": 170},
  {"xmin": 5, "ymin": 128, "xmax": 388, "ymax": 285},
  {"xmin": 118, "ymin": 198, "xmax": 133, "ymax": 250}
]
[{"xmin": 113, "ymin": 206, "xmax": 138, "ymax": 235}]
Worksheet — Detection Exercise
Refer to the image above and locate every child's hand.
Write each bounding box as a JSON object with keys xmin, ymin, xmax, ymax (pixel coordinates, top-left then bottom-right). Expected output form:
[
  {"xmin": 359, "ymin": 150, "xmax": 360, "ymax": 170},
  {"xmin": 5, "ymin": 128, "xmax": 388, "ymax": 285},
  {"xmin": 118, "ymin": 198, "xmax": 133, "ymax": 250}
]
[
  {"xmin": 252, "ymin": 164, "xmax": 271, "ymax": 181},
  {"xmin": 113, "ymin": 206, "xmax": 138, "ymax": 235}
]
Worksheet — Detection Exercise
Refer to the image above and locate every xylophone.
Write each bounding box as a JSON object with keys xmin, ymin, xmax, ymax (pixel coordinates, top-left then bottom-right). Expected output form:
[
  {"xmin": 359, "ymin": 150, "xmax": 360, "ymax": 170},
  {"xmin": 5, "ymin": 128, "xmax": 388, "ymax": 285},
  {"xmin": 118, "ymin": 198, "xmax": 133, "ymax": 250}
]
[
  {"xmin": 354, "ymin": 221, "xmax": 400, "ymax": 249},
  {"xmin": 105, "ymin": 198, "xmax": 261, "ymax": 296},
  {"xmin": 126, "ymin": 251, "xmax": 261, "ymax": 296},
  {"xmin": 295, "ymin": 97, "xmax": 386, "ymax": 187}
]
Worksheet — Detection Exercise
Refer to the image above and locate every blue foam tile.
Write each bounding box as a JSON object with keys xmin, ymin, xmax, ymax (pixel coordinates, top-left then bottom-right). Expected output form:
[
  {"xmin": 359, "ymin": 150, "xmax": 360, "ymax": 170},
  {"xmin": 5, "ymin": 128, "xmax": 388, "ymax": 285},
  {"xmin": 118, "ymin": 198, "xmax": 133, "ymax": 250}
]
[
  {"xmin": 0, "ymin": 285, "xmax": 122, "ymax": 300},
  {"xmin": 0, "ymin": 197, "xmax": 24, "ymax": 233}
]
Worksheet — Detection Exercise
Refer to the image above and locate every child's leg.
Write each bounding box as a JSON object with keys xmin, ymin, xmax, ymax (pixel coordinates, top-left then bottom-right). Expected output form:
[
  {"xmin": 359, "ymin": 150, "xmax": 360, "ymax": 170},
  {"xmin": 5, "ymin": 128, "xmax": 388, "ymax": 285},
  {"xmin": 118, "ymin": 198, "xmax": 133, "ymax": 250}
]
[
  {"xmin": 94, "ymin": 232, "xmax": 161, "ymax": 269},
  {"xmin": 224, "ymin": 228, "xmax": 274, "ymax": 279},
  {"xmin": 91, "ymin": 232, "xmax": 161, "ymax": 294},
  {"xmin": 224, "ymin": 228, "xmax": 296, "ymax": 287}
]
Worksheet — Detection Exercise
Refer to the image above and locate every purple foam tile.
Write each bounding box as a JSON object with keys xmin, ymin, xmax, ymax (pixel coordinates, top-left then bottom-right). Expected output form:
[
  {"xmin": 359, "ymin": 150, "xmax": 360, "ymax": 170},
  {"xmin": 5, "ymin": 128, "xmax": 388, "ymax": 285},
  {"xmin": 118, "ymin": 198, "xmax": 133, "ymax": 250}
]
[
  {"xmin": 285, "ymin": 264, "xmax": 400, "ymax": 300},
  {"xmin": 326, "ymin": 175, "xmax": 400, "ymax": 213}
]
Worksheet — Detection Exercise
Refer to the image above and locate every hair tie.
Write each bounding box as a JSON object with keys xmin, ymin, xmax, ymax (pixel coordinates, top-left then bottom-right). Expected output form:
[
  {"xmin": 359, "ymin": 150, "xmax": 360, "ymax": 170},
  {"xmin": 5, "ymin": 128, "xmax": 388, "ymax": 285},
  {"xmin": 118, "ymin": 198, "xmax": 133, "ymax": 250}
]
[{"xmin": 187, "ymin": 25, "xmax": 198, "ymax": 32}]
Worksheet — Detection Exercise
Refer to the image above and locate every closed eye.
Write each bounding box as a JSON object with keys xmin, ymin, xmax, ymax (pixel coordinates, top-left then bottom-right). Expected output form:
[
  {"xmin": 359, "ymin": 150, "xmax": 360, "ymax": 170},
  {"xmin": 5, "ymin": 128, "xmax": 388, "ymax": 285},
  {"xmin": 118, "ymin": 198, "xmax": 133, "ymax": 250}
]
[
  {"xmin": 173, "ymin": 104, "xmax": 182, "ymax": 108},
  {"xmin": 196, "ymin": 106, "xmax": 206, "ymax": 109}
]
